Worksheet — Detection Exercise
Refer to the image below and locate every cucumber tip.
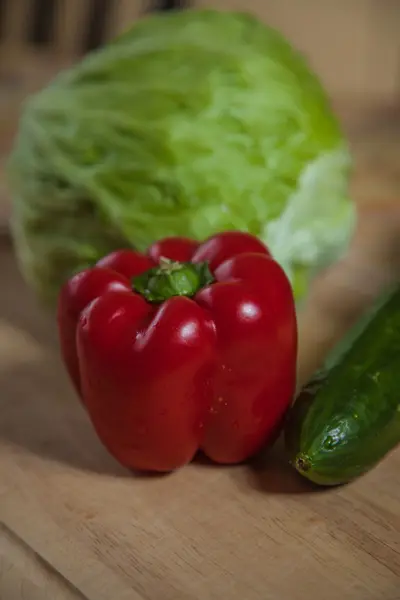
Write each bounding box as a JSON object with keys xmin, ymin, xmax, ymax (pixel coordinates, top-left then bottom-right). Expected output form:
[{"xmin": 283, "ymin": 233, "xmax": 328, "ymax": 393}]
[{"xmin": 294, "ymin": 453, "xmax": 312, "ymax": 474}]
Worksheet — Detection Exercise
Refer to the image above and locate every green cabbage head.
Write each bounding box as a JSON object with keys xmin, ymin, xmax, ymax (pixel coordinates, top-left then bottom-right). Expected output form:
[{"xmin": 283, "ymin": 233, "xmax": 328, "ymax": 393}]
[{"xmin": 8, "ymin": 9, "xmax": 354, "ymax": 305}]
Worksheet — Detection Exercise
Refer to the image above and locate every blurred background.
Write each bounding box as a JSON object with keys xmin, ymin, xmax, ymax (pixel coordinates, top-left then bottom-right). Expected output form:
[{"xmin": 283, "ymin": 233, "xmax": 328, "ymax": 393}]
[{"xmin": 0, "ymin": 0, "xmax": 399, "ymax": 228}]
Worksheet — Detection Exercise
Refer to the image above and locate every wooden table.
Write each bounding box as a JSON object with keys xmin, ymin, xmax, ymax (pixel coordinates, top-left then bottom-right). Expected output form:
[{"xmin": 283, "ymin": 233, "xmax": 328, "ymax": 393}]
[{"xmin": 1, "ymin": 222, "xmax": 400, "ymax": 600}]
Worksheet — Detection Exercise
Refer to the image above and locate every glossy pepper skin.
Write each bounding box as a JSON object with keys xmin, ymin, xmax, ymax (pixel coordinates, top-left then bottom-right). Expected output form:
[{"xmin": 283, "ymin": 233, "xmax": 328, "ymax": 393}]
[{"xmin": 57, "ymin": 231, "xmax": 297, "ymax": 472}]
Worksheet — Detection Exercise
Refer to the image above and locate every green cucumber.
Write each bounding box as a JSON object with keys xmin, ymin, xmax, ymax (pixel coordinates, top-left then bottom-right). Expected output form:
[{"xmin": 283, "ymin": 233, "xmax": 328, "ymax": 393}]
[{"xmin": 285, "ymin": 287, "xmax": 400, "ymax": 486}]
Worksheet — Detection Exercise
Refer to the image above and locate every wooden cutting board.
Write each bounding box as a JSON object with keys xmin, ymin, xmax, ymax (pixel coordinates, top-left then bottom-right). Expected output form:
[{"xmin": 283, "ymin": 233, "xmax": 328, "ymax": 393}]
[{"xmin": 1, "ymin": 200, "xmax": 400, "ymax": 600}]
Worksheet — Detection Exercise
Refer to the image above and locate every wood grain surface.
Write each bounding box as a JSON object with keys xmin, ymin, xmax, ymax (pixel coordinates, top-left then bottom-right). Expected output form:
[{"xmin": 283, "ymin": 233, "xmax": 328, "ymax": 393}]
[{"xmin": 1, "ymin": 198, "xmax": 400, "ymax": 600}]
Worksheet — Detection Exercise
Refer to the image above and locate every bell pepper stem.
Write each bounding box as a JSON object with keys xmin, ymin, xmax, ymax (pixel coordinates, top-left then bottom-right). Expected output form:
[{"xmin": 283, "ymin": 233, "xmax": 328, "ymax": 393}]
[{"xmin": 133, "ymin": 257, "xmax": 214, "ymax": 303}]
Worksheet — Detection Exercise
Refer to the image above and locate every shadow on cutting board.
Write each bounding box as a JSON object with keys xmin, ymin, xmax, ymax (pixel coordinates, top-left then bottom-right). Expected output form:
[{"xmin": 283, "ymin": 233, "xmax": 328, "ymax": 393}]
[{"xmin": 0, "ymin": 360, "xmax": 134, "ymax": 478}]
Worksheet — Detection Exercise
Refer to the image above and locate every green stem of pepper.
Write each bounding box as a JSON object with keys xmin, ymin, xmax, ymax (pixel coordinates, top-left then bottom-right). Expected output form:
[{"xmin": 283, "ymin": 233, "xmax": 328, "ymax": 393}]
[{"xmin": 132, "ymin": 257, "xmax": 214, "ymax": 303}]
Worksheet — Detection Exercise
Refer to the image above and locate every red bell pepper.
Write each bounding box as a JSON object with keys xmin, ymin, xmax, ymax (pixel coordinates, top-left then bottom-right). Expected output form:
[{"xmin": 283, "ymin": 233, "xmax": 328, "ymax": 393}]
[{"xmin": 57, "ymin": 231, "xmax": 297, "ymax": 472}]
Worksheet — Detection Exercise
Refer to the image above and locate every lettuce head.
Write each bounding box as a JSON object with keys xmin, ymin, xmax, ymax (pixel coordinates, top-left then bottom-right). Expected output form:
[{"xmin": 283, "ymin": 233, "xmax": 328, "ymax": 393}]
[{"xmin": 8, "ymin": 9, "xmax": 354, "ymax": 305}]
